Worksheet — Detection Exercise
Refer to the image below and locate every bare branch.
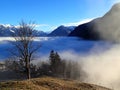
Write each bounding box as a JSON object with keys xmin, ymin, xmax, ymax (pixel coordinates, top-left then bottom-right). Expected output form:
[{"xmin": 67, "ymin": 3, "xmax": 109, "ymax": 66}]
[{"xmin": 9, "ymin": 21, "xmax": 40, "ymax": 79}]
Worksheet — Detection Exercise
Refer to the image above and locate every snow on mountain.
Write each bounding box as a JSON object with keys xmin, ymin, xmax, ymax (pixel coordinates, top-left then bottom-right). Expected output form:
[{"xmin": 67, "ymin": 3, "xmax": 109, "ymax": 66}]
[
  {"xmin": 48, "ymin": 25, "xmax": 76, "ymax": 36},
  {"xmin": 0, "ymin": 24, "xmax": 77, "ymax": 37},
  {"xmin": 0, "ymin": 24, "xmax": 17, "ymax": 36},
  {"xmin": 0, "ymin": 24, "xmax": 48, "ymax": 37}
]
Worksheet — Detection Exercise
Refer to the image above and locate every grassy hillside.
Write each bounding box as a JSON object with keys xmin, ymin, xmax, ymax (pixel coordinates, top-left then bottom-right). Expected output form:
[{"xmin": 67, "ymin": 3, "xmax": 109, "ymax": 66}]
[{"xmin": 0, "ymin": 77, "xmax": 111, "ymax": 90}]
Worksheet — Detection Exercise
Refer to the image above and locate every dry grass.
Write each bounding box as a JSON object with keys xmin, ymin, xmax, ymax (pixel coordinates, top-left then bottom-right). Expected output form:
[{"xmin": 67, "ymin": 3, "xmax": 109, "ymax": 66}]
[{"xmin": 0, "ymin": 77, "xmax": 112, "ymax": 90}]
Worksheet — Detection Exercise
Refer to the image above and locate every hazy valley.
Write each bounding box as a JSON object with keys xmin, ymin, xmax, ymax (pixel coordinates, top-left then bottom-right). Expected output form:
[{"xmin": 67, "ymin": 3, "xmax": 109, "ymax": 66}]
[{"xmin": 1, "ymin": 2, "xmax": 120, "ymax": 90}]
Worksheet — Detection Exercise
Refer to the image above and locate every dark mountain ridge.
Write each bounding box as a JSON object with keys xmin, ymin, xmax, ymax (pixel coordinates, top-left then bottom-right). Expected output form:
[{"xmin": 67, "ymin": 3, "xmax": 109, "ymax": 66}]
[
  {"xmin": 69, "ymin": 3, "xmax": 120, "ymax": 42},
  {"xmin": 69, "ymin": 18, "xmax": 101, "ymax": 40}
]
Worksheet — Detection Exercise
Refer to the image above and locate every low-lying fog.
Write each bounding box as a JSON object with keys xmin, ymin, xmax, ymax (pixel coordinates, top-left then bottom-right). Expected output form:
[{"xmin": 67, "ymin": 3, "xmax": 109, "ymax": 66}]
[
  {"xmin": 0, "ymin": 37, "xmax": 112, "ymax": 60},
  {"xmin": 0, "ymin": 37, "xmax": 120, "ymax": 90}
]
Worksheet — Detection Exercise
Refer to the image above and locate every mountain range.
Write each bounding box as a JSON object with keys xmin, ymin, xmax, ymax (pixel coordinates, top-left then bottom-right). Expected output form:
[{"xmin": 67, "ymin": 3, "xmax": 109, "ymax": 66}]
[
  {"xmin": 0, "ymin": 24, "xmax": 75, "ymax": 37},
  {"xmin": 0, "ymin": 24, "xmax": 16, "ymax": 36},
  {"xmin": 0, "ymin": 24, "xmax": 48, "ymax": 37}
]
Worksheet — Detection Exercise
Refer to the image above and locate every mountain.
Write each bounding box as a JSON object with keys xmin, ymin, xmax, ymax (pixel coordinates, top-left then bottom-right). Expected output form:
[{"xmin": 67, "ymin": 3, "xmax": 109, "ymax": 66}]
[
  {"xmin": 35, "ymin": 30, "xmax": 48, "ymax": 36},
  {"xmin": 0, "ymin": 24, "xmax": 48, "ymax": 37},
  {"xmin": 48, "ymin": 25, "xmax": 75, "ymax": 36},
  {"xmin": 0, "ymin": 24, "xmax": 76, "ymax": 37},
  {"xmin": 0, "ymin": 24, "xmax": 17, "ymax": 36},
  {"xmin": 69, "ymin": 3, "xmax": 120, "ymax": 41},
  {"xmin": 69, "ymin": 19, "xmax": 101, "ymax": 40}
]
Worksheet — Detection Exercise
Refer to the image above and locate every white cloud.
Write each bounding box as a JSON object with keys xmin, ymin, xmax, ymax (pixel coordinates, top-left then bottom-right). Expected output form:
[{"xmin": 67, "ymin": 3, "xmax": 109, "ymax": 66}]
[
  {"xmin": 63, "ymin": 18, "xmax": 94, "ymax": 26},
  {"xmin": 34, "ymin": 24, "xmax": 49, "ymax": 28},
  {"xmin": 37, "ymin": 19, "xmax": 94, "ymax": 32}
]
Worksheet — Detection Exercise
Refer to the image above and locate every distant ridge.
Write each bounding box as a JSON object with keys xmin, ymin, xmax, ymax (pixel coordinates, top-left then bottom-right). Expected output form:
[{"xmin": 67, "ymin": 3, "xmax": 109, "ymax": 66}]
[
  {"xmin": 48, "ymin": 25, "xmax": 75, "ymax": 36},
  {"xmin": 0, "ymin": 24, "xmax": 76, "ymax": 37},
  {"xmin": 0, "ymin": 24, "xmax": 48, "ymax": 37}
]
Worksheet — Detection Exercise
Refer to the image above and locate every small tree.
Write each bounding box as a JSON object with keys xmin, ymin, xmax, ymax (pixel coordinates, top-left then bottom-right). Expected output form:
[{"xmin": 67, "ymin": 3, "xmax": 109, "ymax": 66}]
[
  {"xmin": 10, "ymin": 21, "xmax": 40, "ymax": 79},
  {"xmin": 49, "ymin": 50, "xmax": 62, "ymax": 76},
  {"xmin": 49, "ymin": 50, "xmax": 56, "ymax": 74}
]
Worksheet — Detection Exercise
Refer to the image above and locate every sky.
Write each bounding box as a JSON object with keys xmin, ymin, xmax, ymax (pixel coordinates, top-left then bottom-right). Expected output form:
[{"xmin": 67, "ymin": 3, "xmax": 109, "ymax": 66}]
[{"xmin": 0, "ymin": 0, "xmax": 120, "ymax": 32}]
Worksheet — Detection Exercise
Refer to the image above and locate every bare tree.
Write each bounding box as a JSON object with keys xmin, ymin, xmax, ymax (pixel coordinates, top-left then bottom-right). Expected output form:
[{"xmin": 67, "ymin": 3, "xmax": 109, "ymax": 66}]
[{"xmin": 10, "ymin": 21, "xmax": 40, "ymax": 79}]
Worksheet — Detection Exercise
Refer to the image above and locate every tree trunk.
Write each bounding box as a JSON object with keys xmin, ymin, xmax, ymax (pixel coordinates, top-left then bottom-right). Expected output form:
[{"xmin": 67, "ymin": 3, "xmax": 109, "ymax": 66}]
[{"xmin": 26, "ymin": 59, "xmax": 31, "ymax": 79}]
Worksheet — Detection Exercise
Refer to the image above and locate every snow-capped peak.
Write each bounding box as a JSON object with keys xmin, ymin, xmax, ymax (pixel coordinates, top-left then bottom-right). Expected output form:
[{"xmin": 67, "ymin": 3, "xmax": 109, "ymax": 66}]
[{"xmin": 10, "ymin": 30, "xmax": 15, "ymax": 33}]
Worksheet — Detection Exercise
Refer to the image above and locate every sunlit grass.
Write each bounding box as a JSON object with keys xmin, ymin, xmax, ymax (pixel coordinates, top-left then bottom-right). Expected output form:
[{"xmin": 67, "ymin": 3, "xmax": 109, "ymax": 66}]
[{"xmin": 0, "ymin": 77, "xmax": 111, "ymax": 90}]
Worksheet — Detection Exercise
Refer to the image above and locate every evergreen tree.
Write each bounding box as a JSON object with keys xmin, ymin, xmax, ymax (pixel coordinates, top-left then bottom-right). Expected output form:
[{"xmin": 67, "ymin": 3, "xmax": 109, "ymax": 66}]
[
  {"xmin": 49, "ymin": 50, "xmax": 55, "ymax": 74},
  {"xmin": 55, "ymin": 52, "xmax": 61, "ymax": 64},
  {"xmin": 49, "ymin": 50, "xmax": 62, "ymax": 76},
  {"xmin": 49, "ymin": 50, "xmax": 56, "ymax": 67}
]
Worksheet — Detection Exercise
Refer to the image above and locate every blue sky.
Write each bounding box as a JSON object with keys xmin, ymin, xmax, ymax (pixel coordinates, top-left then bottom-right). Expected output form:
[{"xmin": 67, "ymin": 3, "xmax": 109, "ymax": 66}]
[{"xmin": 0, "ymin": 0, "xmax": 120, "ymax": 32}]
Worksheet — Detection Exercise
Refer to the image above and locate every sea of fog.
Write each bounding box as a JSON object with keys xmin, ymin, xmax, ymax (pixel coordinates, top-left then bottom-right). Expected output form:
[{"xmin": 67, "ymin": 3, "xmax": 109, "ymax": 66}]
[
  {"xmin": 2, "ymin": 37, "xmax": 120, "ymax": 89},
  {"xmin": 0, "ymin": 37, "xmax": 112, "ymax": 61}
]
